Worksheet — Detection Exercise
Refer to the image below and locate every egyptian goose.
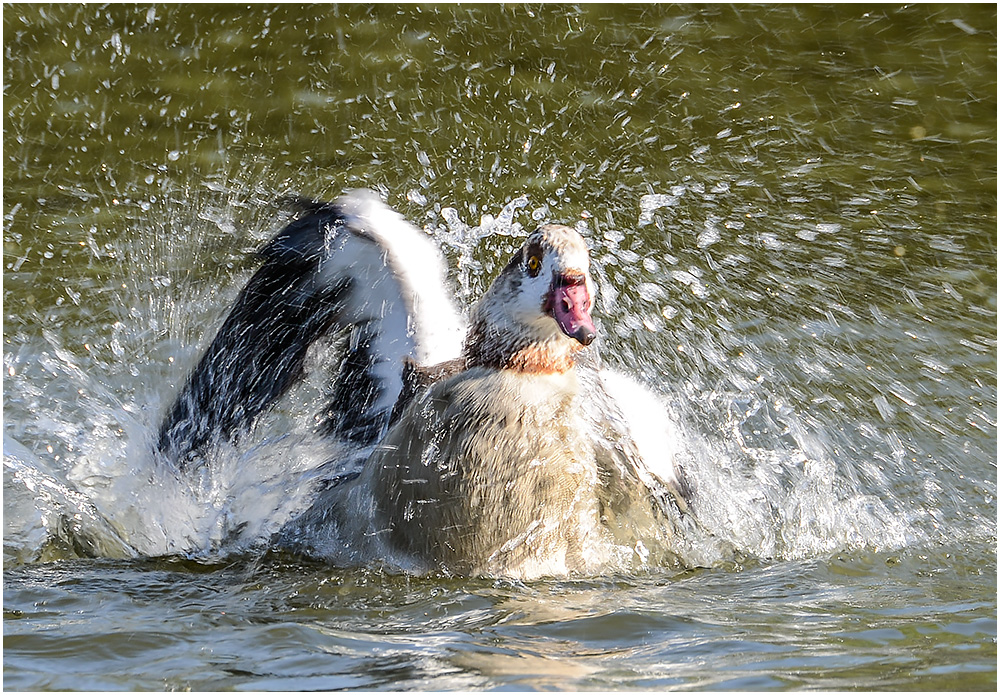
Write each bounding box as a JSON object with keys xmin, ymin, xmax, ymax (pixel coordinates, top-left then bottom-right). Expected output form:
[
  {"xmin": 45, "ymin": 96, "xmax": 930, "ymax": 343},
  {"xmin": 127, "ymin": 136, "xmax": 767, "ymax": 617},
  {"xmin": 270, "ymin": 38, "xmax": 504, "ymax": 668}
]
[{"xmin": 158, "ymin": 190, "xmax": 689, "ymax": 577}]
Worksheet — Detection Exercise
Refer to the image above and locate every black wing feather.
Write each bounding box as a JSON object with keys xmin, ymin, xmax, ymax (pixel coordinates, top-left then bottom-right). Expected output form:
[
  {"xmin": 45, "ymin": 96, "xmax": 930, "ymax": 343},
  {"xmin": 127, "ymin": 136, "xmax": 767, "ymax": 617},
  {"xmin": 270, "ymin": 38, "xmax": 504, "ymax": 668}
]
[{"xmin": 157, "ymin": 201, "xmax": 350, "ymax": 467}]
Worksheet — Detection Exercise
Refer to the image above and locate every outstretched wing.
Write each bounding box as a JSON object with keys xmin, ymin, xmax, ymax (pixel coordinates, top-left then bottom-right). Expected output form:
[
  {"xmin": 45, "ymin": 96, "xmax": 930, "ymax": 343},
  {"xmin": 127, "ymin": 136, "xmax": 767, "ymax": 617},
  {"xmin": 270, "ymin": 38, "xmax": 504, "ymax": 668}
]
[
  {"xmin": 157, "ymin": 190, "xmax": 465, "ymax": 468},
  {"xmin": 580, "ymin": 365, "xmax": 691, "ymax": 516}
]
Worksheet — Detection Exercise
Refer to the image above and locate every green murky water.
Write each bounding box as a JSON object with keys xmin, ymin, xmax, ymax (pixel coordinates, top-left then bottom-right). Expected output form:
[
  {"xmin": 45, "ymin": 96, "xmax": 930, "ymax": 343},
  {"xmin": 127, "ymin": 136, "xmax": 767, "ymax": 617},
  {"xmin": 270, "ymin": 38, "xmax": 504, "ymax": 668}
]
[{"xmin": 4, "ymin": 4, "xmax": 996, "ymax": 690}]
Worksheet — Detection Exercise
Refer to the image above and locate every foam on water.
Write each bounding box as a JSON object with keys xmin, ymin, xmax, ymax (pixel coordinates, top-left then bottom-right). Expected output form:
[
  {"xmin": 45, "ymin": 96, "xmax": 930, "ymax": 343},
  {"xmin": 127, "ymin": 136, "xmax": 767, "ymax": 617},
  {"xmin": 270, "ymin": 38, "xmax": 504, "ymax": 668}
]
[{"xmin": 2, "ymin": 188, "xmax": 938, "ymax": 574}]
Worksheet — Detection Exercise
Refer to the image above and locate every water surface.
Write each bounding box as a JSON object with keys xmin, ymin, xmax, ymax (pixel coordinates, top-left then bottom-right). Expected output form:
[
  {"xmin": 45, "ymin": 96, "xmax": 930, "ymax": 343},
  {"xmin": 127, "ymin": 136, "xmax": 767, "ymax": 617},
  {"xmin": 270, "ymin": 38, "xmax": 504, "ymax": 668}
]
[{"xmin": 4, "ymin": 4, "xmax": 996, "ymax": 691}]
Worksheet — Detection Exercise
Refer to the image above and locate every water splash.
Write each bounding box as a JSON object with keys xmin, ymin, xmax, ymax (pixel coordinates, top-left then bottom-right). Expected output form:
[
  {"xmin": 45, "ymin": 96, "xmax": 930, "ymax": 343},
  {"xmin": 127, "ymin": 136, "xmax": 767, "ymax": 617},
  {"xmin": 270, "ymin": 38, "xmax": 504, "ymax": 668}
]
[
  {"xmin": 428, "ymin": 196, "xmax": 529, "ymax": 303},
  {"xmin": 2, "ymin": 185, "xmax": 975, "ymax": 574}
]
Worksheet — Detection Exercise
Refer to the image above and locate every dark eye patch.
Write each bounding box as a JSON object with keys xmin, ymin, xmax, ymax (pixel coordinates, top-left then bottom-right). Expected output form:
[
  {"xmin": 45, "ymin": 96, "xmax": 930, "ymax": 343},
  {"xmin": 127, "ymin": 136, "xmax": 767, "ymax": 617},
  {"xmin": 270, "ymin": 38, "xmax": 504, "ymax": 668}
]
[{"xmin": 525, "ymin": 237, "xmax": 544, "ymax": 277}]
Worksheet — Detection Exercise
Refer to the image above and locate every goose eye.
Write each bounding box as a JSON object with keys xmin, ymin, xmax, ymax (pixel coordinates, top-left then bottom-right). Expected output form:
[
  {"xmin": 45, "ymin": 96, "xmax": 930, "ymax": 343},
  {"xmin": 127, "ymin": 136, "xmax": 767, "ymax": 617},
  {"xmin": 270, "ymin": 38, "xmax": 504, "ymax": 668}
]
[{"xmin": 526, "ymin": 255, "xmax": 542, "ymax": 276}]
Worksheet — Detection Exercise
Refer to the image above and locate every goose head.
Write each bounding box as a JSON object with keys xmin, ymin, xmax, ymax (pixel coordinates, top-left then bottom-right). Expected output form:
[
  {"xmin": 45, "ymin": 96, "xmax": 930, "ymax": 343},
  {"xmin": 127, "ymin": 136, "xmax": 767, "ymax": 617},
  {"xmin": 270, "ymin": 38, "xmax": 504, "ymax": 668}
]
[{"xmin": 465, "ymin": 224, "xmax": 597, "ymax": 373}]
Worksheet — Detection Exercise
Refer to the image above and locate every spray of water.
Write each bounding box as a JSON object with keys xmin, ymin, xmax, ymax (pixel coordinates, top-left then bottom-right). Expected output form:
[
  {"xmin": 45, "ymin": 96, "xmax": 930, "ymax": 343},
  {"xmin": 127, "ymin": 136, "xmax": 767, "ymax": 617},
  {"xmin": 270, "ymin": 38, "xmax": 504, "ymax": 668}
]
[{"xmin": 2, "ymin": 181, "xmax": 940, "ymax": 574}]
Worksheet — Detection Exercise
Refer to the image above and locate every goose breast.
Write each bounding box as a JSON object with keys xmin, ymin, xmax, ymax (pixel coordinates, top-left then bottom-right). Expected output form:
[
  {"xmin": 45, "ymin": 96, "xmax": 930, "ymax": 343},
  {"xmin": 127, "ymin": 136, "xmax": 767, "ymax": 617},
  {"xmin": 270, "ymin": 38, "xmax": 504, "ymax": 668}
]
[{"xmin": 369, "ymin": 366, "xmax": 602, "ymax": 576}]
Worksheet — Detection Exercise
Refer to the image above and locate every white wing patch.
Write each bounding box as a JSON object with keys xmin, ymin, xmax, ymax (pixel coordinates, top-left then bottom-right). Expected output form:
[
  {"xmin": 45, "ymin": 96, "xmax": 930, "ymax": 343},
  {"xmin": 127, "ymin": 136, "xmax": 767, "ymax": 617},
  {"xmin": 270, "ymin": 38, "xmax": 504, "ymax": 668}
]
[
  {"xmin": 337, "ymin": 190, "xmax": 466, "ymax": 366},
  {"xmin": 595, "ymin": 368, "xmax": 681, "ymax": 488}
]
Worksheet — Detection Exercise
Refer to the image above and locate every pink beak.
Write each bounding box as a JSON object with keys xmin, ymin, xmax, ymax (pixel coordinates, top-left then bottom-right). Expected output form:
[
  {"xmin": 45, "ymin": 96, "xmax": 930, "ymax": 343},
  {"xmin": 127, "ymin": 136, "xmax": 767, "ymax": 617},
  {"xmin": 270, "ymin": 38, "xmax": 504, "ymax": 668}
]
[{"xmin": 546, "ymin": 274, "xmax": 597, "ymax": 345}]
